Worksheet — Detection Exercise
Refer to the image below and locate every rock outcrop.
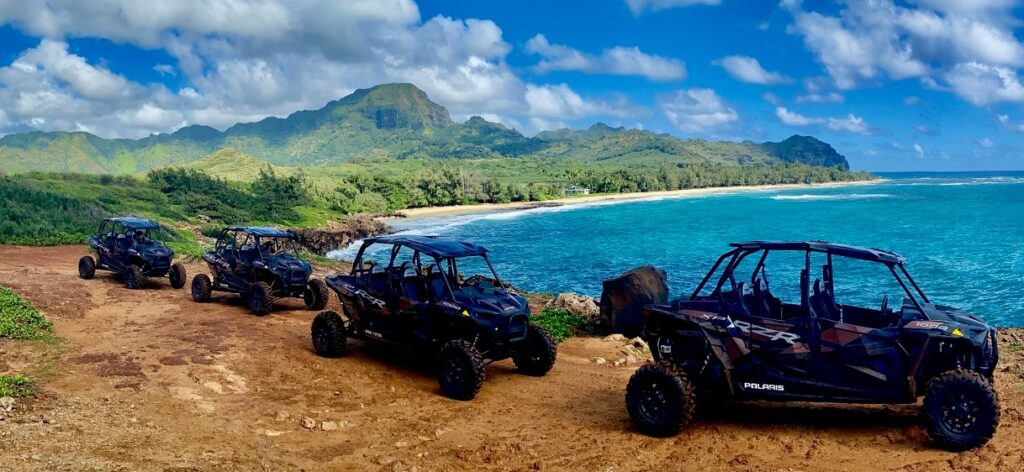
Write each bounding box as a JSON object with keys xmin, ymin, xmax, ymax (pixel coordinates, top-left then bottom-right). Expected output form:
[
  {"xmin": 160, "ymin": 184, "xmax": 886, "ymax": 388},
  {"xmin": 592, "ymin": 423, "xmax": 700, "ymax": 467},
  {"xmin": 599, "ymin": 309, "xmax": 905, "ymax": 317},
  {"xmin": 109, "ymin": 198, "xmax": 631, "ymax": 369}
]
[
  {"xmin": 289, "ymin": 215, "xmax": 390, "ymax": 255},
  {"xmin": 599, "ymin": 265, "xmax": 669, "ymax": 337}
]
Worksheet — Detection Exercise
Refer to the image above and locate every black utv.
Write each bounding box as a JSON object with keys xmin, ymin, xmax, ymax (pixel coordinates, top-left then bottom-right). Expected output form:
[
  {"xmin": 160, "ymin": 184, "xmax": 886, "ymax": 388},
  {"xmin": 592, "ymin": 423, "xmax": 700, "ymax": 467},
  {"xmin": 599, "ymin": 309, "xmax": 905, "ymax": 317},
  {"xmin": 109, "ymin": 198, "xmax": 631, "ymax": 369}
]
[
  {"xmin": 311, "ymin": 235, "xmax": 556, "ymax": 400},
  {"xmin": 78, "ymin": 217, "xmax": 186, "ymax": 290},
  {"xmin": 190, "ymin": 226, "xmax": 329, "ymax": 316},
  {"xmin": 625, "ymin": 241, "xmax": 999, "ymax": 451}
]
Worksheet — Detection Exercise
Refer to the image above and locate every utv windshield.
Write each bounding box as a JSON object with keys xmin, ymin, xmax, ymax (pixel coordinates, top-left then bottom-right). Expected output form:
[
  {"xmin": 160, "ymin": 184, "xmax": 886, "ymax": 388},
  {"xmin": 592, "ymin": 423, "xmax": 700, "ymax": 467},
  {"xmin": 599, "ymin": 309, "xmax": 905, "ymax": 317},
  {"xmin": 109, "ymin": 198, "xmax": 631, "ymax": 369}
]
[{"xmin": 255, "ymin": 236, "xmax": 301, "ymax": 258}]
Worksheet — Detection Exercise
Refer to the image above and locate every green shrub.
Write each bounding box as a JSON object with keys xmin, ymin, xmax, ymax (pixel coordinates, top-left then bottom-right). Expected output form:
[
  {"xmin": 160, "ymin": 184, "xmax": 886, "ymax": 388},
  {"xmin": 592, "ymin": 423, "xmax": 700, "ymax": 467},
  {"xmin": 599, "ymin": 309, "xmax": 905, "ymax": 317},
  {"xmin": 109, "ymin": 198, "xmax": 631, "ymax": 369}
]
[
  {"xmin": 0, "ymin": 375, "xmax": 35, "ymax": 397},
  {"xmin": 0, "ymin": 285, "xmax": 53, "ymax": 340},
  {"xmin": 531, "ymin": 307, "xmax": 592, "ymax": 342}
]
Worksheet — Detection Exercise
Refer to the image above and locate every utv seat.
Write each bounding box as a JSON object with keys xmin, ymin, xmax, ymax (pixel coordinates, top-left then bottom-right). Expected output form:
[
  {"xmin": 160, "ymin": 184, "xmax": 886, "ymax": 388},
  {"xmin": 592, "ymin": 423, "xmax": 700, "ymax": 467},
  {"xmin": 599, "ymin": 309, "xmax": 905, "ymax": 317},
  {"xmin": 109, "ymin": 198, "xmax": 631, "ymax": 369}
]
[
  {"xmin": 238, "ymin": 246, "xmax": 257, "ymax": 267},
  {"xmin": 811, "ymin": 279, "xmax": 844, "ymax": 322},
  {"xmin": 116, "ymin": 235, "xmax": 131, "ymax": 254},
  {"xmin": 401, "ymin": 267, "xmax": 427, "ymax": 302},
  {"xmin": 424, "ymin": 265, "xmax": 449, "ymax": 301},
  {"xmin": 367, "ymin": 264, "xmax": 388, "ymax": 294}
]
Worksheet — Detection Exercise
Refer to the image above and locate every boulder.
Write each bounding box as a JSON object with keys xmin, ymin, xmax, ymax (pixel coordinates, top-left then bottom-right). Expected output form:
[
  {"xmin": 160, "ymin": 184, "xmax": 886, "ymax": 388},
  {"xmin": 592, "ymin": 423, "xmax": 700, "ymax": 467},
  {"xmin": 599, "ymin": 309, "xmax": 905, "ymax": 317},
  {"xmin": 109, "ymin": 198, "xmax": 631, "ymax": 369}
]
[
  {"xmin": 546, "ymin": 292, "xmax": 601, "ymax": 326},
  {"xmin": 599, "ymin": 265, "xmax": 668, "ymax": 337}
]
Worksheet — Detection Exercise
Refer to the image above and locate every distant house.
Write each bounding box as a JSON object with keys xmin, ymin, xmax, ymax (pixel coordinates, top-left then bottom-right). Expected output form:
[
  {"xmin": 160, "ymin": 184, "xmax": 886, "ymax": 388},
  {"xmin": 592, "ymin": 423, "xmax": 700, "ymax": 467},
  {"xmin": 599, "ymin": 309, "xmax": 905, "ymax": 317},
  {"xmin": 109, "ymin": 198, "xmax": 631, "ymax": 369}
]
[{"xmin": 565, "ymin": 185, "xmax": 591, "ymax": 196}]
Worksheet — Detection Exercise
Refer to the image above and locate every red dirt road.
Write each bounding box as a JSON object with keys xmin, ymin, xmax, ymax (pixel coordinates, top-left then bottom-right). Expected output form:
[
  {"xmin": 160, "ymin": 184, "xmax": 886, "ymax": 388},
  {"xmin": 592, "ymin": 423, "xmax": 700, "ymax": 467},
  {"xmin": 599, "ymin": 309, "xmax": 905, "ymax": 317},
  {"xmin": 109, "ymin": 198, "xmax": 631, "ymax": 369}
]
[{"xmin": 1, "ymin": 245, "xmax": 1023, "ymax": 471}]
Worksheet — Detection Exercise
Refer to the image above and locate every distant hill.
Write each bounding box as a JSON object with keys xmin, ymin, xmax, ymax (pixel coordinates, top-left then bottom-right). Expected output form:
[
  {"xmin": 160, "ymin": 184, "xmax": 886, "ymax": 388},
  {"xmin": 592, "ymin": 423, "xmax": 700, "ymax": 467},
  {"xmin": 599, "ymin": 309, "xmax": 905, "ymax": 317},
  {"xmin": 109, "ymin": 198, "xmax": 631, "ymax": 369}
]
[{"xmin": 0, "ymin": 83, "xmax": 850, "ymax": 174}]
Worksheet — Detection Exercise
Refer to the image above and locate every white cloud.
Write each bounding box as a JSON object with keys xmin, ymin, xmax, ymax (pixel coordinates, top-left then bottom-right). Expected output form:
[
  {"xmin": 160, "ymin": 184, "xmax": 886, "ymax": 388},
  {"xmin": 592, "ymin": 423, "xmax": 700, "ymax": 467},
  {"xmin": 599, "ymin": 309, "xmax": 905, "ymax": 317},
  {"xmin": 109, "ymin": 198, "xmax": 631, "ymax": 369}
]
[
  {"xmin": 996, "ymin": 114, "xmax": 1024, "ymax": 132},
  {"xmin": 826, "ymin": 114, "xmax": 870, "ymax": 134},
  {"xmin": 784, "ymin": 0, "xmax": 1024, "ymax": 93},
  {"xmin": 979, "ymin": 137, "xmax": 995, "ymax": 147},
  {"xmin": 774, "ymin": 106, "xmax": 871, "ymax": 135},
  {"xmin": 795, "ymin": 92, "xmax": 844, "ymax": 104},
  {"xmin": 913, "ymin": 143, "xmax": 925, "ymax": 157},
  {"xmin": 714, "ymin": 55, "xmax": 791, "ymax": 84},
  {"xmin": 0, "ymin": 1, "xmax": 631, "ymax": 138},
  {"xmin": 944, "ymin": 62, "xmax": 1024, "ymax": 105},
  {"xmin": 659, "ymin": 88, "xmax": 738, "ymax": 134},
  {"xmin": 526, "ymin": 34, "xmax": 685, "ymax": 80},
  {"xmin": 625, "ymin": 0, "xmax": 721, "ymax": 15},
  {"xmin": 776, "ymin": 107, "xmax": 822, "ymax": 126}
]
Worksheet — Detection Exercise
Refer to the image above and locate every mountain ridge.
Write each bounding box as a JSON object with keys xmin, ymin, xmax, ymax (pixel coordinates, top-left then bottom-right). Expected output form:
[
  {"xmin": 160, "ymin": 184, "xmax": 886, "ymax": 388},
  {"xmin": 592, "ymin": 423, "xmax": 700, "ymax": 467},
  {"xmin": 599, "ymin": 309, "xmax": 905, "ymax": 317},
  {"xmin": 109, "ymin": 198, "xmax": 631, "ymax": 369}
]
[{"xmin": 0, "ymin": 83, "xmax": 849, "ymax": 174}]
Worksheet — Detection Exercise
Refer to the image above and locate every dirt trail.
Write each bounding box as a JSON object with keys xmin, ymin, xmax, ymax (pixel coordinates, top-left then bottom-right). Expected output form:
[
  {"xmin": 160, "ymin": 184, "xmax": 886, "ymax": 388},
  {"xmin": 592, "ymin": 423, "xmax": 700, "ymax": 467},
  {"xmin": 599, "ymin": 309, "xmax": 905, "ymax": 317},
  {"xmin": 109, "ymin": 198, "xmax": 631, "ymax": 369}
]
[{"xmin": 1, "ymin": 245, "xmax": 1023, "ymax": 471}]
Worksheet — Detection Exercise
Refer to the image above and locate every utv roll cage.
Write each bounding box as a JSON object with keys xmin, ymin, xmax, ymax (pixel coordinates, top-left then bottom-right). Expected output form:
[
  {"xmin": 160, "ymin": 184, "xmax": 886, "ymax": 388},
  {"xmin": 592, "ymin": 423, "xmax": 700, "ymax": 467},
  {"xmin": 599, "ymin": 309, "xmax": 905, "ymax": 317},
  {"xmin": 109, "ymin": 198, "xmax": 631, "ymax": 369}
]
[
  {"xmin": 690, "ymin": 240, "xmax": 931, "ymax": 315},
  {"xmin": 351, "ymin": 235, "xmax": 504, "ymax": 302},
  {"xmin": 216, "ymin": 226, "xmax": 300, "ymax": 260}
]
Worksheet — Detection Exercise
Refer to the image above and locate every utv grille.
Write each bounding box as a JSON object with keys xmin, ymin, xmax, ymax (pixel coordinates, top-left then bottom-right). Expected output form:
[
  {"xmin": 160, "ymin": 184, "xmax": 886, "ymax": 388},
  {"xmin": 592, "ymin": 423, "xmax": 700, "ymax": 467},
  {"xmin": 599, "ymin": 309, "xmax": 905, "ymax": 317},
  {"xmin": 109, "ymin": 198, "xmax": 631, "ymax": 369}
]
[
  {"xmin": 288, "ymin": 270, "xmax": 307, "ymax": 285},
  {"xmin": 152, "ymin": 256, "xmax": 170, "ymax": 270},
  {"xmin": 508, "ymin": 314, "xmax": 528, "ymax": 341}
]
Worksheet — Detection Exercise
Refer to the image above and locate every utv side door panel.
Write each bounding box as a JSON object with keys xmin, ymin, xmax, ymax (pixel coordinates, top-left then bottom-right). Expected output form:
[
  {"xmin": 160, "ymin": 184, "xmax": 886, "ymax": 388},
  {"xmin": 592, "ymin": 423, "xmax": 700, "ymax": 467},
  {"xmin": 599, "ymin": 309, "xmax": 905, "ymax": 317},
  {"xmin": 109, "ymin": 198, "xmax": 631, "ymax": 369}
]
[{"xmin": 816, "ymin": 321, "xmax": 910, "ymax": 401}]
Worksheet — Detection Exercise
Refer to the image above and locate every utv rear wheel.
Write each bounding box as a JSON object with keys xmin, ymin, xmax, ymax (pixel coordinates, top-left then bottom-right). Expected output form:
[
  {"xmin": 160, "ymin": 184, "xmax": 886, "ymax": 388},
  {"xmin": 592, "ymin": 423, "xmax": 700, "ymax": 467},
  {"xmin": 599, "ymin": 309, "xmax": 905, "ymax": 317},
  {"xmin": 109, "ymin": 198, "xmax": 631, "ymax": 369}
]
[
  {"xmin": 304, "ymin": 278, "xmax": 330, "ymax": 310},
  {"xmin": 513, "ymin": 324, "xmax": 557, "ymax": 376},
  {"xmin": 437, "ymin": 340, "xmax": 485, "ymax": 401},
  {"xmin": 124, "ymin": 265, "xmax": 144, "ymax": 289},
  {"xmin": 311, "ymin": 311, "xmax": 347, "ymax": 357},
  {"xmin": 923, "ymin": 369, "xmax": 1000, "ymax": 451},
  {"xmin": 191, "ymin": 274, "xmax": 212, "ymax": 302},
  {"xmin": 247, "ymin": 281, "xmax": 274, "ymax": 316},
  {"xmin": 626, "ymin": 361, "xmax": 696, "ymax": 437},
  {"xmin": 169, "ymin": 263, "xmax": 187, "ymax": 289},
  {"xmin": 78, "ymin": 256, "xmax": 96, "ymax": 280}
]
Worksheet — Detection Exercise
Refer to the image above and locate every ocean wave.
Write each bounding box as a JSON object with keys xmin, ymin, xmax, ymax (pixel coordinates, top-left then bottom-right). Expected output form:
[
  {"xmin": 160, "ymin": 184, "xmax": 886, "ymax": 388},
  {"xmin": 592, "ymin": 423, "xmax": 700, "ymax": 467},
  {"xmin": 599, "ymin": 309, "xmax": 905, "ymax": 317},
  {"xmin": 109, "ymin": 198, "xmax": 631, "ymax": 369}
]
[
  {"xmin": 893, "ymin": 177, "xmax": 1024, "ymax": 187},
  {"xmin": 770, "ymin": 193, "xmax": 893, "ymax": 201}
]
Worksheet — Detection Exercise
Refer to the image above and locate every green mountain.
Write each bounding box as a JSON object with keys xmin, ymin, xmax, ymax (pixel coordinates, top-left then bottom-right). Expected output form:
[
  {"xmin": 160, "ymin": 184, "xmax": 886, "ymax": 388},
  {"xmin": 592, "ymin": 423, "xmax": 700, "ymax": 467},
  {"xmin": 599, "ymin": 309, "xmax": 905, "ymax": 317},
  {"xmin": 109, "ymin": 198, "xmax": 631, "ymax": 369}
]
[{"xmin": 0, "ymin": 83, "xmax": 850, "ymax": 174}]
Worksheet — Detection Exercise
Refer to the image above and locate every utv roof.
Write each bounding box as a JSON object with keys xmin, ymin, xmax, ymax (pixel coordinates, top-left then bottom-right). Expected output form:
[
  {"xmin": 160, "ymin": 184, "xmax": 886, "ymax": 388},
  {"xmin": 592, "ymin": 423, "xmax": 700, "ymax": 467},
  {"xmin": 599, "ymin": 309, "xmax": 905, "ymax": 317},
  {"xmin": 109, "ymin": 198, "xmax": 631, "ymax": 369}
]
[
  {"xmin": 106, "ymin": 216, "xmax": 160, "ymax": 230},
  {"xmin": 225, "ymin": 226, "xmax": 295, "ymax": 238},
  {"xmin": 730, "ymin": 240, "xmax": 906, "ymax": 264},
  {"xmin": 365, "ymin": 235, "xmax": 488, "ymax": 258}
]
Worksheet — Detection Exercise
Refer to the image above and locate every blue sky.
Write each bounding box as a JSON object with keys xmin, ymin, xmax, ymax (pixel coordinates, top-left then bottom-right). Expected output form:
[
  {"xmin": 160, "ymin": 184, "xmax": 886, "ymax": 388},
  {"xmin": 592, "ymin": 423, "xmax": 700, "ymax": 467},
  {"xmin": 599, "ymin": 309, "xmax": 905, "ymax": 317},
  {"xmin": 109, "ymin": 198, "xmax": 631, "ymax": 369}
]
[{"xmin": 1, "ymin": 1, "xmax": 1024, "ymax": 171}]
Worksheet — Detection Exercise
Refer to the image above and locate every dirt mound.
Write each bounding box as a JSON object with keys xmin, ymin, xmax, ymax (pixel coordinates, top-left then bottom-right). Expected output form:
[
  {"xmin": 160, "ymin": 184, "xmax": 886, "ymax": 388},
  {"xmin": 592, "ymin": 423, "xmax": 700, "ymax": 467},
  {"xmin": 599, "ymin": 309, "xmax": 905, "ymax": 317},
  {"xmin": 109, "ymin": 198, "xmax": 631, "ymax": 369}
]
[{"xmin": 0, "ymin": 245, "xmax": 1022, "ymax": 471}]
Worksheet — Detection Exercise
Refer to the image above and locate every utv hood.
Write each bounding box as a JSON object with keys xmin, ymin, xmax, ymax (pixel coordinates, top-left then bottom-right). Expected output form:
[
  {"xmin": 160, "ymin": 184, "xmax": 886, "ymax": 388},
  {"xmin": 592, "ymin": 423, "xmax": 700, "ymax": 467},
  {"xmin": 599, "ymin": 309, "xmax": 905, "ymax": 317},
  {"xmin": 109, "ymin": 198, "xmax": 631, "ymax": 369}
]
[
  {"xmin": 261, "ymin": 254, "xmax": 312, "ymax": 283},
  {"xmin": 451, "ymin": 284, "xmax": 529, "ymax": 317}
]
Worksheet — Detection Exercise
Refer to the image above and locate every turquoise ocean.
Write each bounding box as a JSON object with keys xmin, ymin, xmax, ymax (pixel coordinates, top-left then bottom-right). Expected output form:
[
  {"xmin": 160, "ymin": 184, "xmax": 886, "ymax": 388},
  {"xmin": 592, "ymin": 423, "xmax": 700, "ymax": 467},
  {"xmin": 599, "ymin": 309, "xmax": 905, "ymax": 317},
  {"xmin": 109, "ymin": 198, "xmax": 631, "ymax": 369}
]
[{"xmin": 333, "ymin": 172, "xmax": 1024, "ymax": 327}]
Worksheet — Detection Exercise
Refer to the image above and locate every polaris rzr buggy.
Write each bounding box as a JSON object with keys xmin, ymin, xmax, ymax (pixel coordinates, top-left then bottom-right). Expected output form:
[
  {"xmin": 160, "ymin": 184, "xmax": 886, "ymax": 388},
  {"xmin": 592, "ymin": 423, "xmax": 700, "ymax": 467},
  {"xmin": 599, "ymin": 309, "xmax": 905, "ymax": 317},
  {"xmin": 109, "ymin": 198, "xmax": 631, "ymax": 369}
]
[
  {"xmin": 625, "ymin": 241, "xmax": 999, "ymax": 451},
  {"xmin": 78, "ymin": 216, "xmax": 186, "ymax": 290},
  {"xmin": 311, "ymin": 235, "xmax": 556, "ymax": 400},
  {"xmin": 190, "ymin": 226, "xmax": 329, "ymax": 316}
]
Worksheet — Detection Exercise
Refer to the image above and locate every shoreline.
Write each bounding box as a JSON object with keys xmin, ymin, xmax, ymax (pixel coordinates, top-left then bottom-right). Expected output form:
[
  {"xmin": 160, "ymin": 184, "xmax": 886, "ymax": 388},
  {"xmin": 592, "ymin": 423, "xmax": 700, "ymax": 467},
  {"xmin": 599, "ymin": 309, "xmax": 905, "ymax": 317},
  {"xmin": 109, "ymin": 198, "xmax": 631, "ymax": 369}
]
[{"xmin": 391, "ymin": 178, "xmax": 885, "ymax": 220}]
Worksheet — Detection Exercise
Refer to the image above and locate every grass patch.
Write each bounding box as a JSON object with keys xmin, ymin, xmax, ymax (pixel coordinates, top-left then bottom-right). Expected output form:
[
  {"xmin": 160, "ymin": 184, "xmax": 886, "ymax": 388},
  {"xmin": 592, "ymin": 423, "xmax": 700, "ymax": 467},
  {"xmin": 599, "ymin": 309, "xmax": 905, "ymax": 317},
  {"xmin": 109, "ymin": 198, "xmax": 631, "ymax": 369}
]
[
  {"xmin": 531, "ymin": 307, "xmax": 592, "ymax": 343},
  {"xmin": 0, "ymin": 374, "xmax": 34, "ymax": 397},
  {"xmin": 1008, "ymin": 343, "xmax": 1023, "ymax": 353},
  {"xmin": 0, "ymin": 285, "xmax": 53, "ymax": 340}
]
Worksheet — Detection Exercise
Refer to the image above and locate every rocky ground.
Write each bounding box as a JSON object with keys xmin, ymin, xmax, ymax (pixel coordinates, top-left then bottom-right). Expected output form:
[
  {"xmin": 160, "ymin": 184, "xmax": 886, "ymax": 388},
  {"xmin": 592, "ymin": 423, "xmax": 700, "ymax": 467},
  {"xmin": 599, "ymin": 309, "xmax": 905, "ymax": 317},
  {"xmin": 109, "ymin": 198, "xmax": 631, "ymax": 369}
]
[{"xmin": 1, "ymin": 245, "xmax": 1023, "ymax": 471}]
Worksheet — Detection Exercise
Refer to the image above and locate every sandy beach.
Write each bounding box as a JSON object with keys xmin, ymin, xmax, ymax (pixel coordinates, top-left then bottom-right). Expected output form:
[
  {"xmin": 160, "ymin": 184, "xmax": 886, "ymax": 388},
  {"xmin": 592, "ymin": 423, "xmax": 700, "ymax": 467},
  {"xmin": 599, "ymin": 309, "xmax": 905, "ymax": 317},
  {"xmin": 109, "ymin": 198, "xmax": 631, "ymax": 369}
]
[{"xmin": 393, "ymin": 179, "xmax": 884, "ymax": 219}]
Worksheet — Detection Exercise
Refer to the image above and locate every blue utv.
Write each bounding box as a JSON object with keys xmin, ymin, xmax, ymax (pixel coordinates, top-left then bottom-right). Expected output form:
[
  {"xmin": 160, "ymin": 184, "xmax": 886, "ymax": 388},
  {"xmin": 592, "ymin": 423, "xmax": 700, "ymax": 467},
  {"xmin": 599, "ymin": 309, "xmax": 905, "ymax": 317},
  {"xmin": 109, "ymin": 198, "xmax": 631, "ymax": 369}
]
[
  {"xmin": 310, "ymin": 235, "xmax": 556, "ymax": 400},
  {"xmin": 78, "ymin": 216, "xmax": 186, "ymax": 290},
  {"xmin": 190, "ymin": 226, "xmax": 330, "ymax": 316}
]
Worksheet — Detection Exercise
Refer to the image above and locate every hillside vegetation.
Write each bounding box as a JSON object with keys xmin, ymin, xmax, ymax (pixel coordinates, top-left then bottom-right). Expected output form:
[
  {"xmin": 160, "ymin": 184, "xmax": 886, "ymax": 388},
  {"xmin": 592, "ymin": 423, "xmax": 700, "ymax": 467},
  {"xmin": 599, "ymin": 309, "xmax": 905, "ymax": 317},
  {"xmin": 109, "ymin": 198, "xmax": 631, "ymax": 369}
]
[
  {"xmin": 0, "ymin": 83, "xmax": 852, "ymax": 174},
  {"xmin": 0, "ymin": 82, "xmax": 873, "ymax": 250}
]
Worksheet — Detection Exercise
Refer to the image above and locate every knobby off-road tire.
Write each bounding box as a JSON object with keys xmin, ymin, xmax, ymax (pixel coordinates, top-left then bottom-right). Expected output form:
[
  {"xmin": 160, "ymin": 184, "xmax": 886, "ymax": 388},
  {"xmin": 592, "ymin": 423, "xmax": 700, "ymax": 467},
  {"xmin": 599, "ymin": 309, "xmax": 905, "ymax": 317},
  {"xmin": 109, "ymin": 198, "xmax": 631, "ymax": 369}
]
[
  {"xmin": 124, "ymin": 265, "xmax": 145, "ymax": 290},
  {"xmin": 247, "ymin": 281, "xmax": 274, "ymax": 316},
  {"xmin": 437, "ymin": 340, "xmax": 486, "ymax": 401},
  {"xmin": 169, "ymin": 263, "xmax": 187, "ymax": 289},
  {"xmin": 513, "ymin": 324, "xmax": 557, "ymax": 376},
  {"xmin": 304, "ymin": 278, "xmax": 330, "ymax": 310},
  {"xmin": 191, "ymin": 274, "xmax": 212, "ymax": 302},
  {"xmin": 923, "ymin": 369, "xmax": 1000, "ymax": 451},
  {"xmin": 78, "ymin": 256, "xmax": 96, "ymax": 280},
  {"xmin": 626, "ymin": 361, "xmax": 697, "ymax": 437},
  {"xmin": 311, "ymin": 311, "xmax": 347, "ymax": 357}
]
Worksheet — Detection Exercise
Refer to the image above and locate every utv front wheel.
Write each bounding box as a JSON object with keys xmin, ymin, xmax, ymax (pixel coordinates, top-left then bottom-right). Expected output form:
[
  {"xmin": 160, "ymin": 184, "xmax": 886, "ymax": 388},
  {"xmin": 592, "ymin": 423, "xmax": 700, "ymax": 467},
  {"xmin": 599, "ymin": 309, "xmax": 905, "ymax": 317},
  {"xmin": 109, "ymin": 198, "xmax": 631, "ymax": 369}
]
[
  {"xmin": 437, "ymin": 340, "xmax": 485, "ymax": 401},
  {"xmin": 304, "ymin": 278, "xmax": 330, "ymax": 310},
  {"xmin": 169, "ymin": 263, "xmax": 187, "ymax": 289},
  {"xmin": 311, "ymin": 311, "xmax": 347, "ymax": 357},
  {"xmin": 191, "ymin": 274, "xmax": 212, "ymax": 302},
  {"xmin": 626, "ymin": 361, "xmax": 696, "ymax": 437},
  {"xmin": 923, "ymin": 369, "xmax": 1000, "ymax": 451},
  {"xmin": 247, "ymin": 281, "xmax": 274, "ymax": 316},
  {"xmin": 78, "ymin": 256, "xmax": 96, "ymax": 280},
  {"xmin": 124, "ymin": 265, "xmax": 145, "ymax": 289},
  {"xmin": 513, "ymin": 324, "xmax": 557, "ymax": 376}
]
